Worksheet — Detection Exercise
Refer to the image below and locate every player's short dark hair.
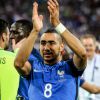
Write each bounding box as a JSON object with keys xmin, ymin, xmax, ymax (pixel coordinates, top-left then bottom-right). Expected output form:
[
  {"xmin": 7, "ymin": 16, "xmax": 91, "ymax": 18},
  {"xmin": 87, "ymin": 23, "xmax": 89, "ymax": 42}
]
[
  {"xmin": 0, "ymin": 19, "xmax": 9, "ymax": 37},
  {"xmin": 43, "ymin": 28, "xmax": 63, "ymax": 43},
  {"xmin": 13, "ymin": 19, "xmax": 33, "ymax": 37},
  {"xmin": 44, "ymin": 28, "xmax": 57, "ymax": 34}
]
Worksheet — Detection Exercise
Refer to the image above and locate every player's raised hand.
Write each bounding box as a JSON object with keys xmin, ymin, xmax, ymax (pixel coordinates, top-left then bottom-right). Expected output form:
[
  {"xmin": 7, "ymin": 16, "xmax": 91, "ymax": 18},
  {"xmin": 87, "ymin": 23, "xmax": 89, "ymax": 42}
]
[
  {"xmin": 14, "ymin": 38, "xmax": 26, "ymax": 50},
  {"xmin": 47, "ymin": 0, "xmax": 60, "ymax": 27},
  {"xmin": 32, "ymin": 2, "xmax": 43, "ymax": 32}
]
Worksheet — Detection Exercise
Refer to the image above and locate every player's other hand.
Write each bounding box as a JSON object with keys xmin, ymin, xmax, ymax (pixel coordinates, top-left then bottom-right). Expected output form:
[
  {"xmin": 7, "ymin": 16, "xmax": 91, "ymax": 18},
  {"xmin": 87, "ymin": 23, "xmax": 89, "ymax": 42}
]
[
  {"xmin": 47, "ymin": 0, "xmax": 60, "ymax": 27},
  {"xmin": 32, "ymin": 2, "xmax": 43, "ymax": 32}
]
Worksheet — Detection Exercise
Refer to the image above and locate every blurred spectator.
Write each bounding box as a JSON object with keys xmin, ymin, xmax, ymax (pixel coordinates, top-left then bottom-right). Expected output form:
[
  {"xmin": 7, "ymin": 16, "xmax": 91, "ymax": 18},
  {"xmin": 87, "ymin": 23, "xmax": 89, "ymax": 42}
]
[{"xmin": 79, "ymin": 34, "xmax": 100, "ymax": 100}]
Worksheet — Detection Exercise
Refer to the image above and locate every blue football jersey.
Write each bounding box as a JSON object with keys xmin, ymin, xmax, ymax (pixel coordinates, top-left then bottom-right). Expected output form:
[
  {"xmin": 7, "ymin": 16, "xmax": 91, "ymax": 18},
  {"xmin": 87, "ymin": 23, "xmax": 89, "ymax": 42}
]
[
  {"xmin": 18, "ymin": 77, "xmax": 30, "ymax": 100},
  {"xmin": 28, "ymin": 53, "xmax": 84, "ymax": 100},
  {"xmin": 18, "ymin": 48, "xmax": 43, "ymax": 100}
]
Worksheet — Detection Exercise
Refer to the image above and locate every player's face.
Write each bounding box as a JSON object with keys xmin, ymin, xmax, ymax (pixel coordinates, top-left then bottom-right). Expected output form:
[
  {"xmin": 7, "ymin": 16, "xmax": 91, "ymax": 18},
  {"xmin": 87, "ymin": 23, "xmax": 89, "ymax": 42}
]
[
  {"xmin": 81, "ymin": 38, "xmax": 96, "ymax": 59},
  {"xmin": 10, "ymin": 23, "xmax": 23, "ymax": 44},
  {"xmin": 4, "ymin": 28, "xmax": 10, "ymax": 49},
  {"xmin": 40, "ymin": 33, "xmax": 64, "ymax": 64},
  {"xmin": 10, "ymin": 24, "xmax": 18, "ymax": 43}
]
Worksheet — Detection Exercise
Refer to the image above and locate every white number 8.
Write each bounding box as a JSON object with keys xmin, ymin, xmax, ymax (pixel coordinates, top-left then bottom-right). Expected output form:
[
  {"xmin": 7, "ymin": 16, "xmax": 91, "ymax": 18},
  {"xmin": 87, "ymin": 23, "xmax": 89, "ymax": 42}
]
[{"xmin": 44, "ymin": 83, "xmax": 52, "ymax": 98}]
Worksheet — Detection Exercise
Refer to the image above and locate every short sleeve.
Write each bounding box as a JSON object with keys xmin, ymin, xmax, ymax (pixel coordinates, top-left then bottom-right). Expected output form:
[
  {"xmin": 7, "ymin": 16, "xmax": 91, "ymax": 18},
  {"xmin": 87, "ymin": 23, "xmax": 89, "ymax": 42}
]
[{"xmin": 67, "ymin": 59, "xmax": 85, "ymax": 77}]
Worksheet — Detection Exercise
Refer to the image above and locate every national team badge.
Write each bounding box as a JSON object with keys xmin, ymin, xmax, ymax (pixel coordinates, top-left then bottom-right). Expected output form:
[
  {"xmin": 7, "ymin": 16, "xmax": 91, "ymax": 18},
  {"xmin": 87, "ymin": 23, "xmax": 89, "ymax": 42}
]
[{"xmin": 57, "ymin": 70, "xmax": 64, "ymax": 76}]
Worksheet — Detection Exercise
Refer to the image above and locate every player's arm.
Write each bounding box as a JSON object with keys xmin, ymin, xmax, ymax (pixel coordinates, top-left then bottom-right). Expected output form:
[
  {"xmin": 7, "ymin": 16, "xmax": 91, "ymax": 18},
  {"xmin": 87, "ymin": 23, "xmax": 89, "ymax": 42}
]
[
  {"xmin": 14, "ymin": 2, "xmax": 43, "ymax": 76},
  {"xmin": 81, "ymin": 81, "xmax": 100, "ymax": 94},
  {"xmin": 47, "ymin": 0, "xmax": 87, "ymax": 70}
]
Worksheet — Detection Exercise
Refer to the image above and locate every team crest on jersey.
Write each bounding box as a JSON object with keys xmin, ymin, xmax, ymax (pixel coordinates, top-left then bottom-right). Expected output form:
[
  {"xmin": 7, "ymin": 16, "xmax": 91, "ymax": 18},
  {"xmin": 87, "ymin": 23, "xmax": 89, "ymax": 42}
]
[
  {"xmin": 57, "ymin": 70, "xmax": 66, "ymax": 82},
  {"xmin": 57, "ymin": 70, "xmax": 64, "ymax": 77}
]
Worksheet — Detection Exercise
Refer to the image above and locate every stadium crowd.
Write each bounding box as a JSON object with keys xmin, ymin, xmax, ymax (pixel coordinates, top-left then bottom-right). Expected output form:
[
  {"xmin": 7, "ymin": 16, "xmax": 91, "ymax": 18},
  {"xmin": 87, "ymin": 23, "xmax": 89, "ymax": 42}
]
[{"xmin": 0, "ymin": 0, "xmax": 100, "ymax": 41}]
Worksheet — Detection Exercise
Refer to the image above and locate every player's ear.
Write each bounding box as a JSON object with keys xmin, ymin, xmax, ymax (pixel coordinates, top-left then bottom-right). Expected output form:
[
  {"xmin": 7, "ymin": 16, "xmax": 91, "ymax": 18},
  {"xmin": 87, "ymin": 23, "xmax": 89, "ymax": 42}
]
[
  {"xmin": 2, "ymin": 32, "xmax": 7, "ymax": 42},
  {"xmin": 60, "ymin": 43, "xmax": 64, "ymax": 52}
]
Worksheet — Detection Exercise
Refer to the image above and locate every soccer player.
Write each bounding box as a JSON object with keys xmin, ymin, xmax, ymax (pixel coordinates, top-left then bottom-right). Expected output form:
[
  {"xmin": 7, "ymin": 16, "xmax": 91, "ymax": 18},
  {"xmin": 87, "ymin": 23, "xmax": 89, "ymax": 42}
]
[
  {"xmin": 10, "ymin": 19, "xmax": 33, "ymax": 100},
  {"xmin": 14, "ymin": 1, "xmax": 87, "ymax": 100},
  {"xmin": 10, "ymin": 19, "xmax": 43, "ymax": 100},
  {"xmin": 0, "ymin": 19, "xmax": 19, "ymax": 100}
]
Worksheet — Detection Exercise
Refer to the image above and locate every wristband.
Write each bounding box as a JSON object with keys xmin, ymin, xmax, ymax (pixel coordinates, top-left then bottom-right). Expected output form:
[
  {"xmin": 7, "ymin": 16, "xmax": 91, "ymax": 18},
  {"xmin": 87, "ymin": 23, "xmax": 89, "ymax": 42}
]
[{"xmin": 55, "ymin": 23, "xmax": 66, "ymax": 34}]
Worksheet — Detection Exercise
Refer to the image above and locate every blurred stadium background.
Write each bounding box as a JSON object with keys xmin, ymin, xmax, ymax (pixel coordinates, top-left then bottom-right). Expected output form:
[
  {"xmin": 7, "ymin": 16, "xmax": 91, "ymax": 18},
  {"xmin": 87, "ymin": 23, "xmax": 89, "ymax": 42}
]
[{"xmin": 0, "ymin": 0, "xmax": 100, "ymax": 41}]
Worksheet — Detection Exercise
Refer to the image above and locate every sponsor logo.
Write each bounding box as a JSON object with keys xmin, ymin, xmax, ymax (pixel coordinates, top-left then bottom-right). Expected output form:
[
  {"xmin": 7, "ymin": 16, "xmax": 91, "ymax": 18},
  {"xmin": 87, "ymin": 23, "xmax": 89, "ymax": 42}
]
[
  {"xmin": 0, "ymin": 57, "xmax": 6, "ymax": 64},
  {"xmin": 34, "ymin": 69, "xmax": 43, "ymax": 72}
]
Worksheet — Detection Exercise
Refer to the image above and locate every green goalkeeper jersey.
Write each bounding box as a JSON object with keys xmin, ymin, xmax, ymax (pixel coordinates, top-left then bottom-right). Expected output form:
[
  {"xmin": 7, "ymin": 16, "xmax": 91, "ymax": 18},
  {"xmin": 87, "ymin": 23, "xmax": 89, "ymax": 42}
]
[{"xmin": 0, "ymin": 48, "xmax": 19, "ymax": 100}]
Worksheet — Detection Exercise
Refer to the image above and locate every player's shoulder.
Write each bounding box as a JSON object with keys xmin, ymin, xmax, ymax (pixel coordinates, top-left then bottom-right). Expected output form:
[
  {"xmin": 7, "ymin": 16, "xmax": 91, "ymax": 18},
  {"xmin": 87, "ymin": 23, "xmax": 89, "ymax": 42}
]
[
  {"xmin": 58, "ymin": 59, "xmax": 73, "ymax": 65},
  {"xmin": 0, "ymin": 50, "xmax": 15, "ymax": 65},
  {"xmin": 56, "ymin": 60, "xmax": 70, "ymax": 68},
  {"xmin": 0, "ymin": 49, "xmax": 15, "ymax": 57}
]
